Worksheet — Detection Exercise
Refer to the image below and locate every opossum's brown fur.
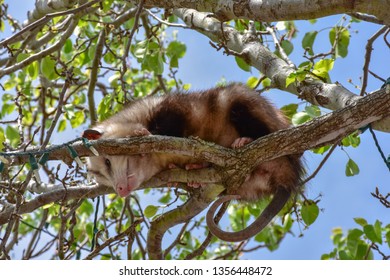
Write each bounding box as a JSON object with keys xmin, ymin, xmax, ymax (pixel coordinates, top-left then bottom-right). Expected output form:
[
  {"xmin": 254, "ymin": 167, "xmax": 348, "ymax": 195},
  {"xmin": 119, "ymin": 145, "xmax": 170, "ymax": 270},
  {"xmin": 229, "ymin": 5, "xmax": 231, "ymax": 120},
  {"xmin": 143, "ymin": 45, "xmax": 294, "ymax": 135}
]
[{"xmin": 83, "ymin": 83, "xmax": 303, "ymax": 242}]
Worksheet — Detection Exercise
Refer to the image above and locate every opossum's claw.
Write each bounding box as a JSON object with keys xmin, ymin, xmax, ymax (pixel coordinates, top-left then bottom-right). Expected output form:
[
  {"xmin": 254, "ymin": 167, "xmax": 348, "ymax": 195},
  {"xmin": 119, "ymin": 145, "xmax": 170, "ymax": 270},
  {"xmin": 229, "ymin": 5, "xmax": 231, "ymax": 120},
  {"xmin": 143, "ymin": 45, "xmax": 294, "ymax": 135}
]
[{"xmin": 231, "ymin": 137, "xmax": 253, "ymax": 148}]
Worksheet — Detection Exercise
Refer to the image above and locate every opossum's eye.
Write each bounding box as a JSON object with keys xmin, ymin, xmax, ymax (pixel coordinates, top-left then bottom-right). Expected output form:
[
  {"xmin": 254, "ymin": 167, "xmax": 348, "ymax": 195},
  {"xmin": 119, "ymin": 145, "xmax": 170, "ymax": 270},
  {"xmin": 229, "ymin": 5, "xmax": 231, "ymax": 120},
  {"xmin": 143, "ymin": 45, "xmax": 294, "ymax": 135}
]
[{"xmin": 104, "ymin": 158, "xmax": 111, "ymax": 169}]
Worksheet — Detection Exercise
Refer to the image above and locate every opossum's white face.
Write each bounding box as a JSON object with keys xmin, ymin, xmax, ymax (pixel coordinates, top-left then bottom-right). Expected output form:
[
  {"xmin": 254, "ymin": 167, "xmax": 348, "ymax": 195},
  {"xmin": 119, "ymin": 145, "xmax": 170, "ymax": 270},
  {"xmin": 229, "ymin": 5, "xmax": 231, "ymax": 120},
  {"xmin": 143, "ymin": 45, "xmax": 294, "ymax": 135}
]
[
  {"xmin": 87, "ymin": 154, "xmax": 159, "ymax": 197},
  {"xmin": 82, "ymin": 126, "xmax": 159, "ymax": 197}
]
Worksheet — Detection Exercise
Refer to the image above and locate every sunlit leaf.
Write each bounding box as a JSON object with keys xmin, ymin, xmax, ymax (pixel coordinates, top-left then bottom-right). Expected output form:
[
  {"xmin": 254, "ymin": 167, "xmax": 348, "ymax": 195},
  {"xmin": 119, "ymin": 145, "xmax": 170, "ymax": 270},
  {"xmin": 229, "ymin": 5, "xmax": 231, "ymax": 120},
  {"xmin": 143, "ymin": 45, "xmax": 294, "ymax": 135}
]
[
  {"xmin": 144, "ymin": 205, "xmax": 159, "ymax": 218},
  {"xmin": 345, "ymin": 158, "xmax": 360, "ymax": 177},
  {"xmin": 302, "ymin": 31, "xmax": 318, "ymax": 55},
  {"xmin": 301, "ymin": 200, "xmax": 319, "ymax": 226}
]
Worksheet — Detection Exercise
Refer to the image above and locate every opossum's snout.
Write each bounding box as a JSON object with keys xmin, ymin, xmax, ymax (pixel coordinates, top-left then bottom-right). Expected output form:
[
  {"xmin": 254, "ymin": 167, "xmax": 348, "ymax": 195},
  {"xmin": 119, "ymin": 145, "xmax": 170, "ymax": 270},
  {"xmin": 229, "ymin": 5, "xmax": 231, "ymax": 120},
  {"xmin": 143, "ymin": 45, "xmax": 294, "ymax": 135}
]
[{"xmin": 115, "ymin": 173, "xmax": 137, "ymax": 197}]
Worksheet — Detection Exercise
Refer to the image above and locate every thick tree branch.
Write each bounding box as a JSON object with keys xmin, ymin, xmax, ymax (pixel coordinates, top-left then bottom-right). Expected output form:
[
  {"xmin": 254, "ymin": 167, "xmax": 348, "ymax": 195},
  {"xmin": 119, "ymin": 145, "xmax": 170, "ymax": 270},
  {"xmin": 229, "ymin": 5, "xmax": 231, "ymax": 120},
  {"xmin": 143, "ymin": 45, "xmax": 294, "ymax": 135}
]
[
  {"xmin": 173, "ymin": 8, "xmax": 390, "ymax": 132},
  {"xmin": 140, "ymin": 0, "xmax": 390, "ymax": 25},
  {"xmin": 1, "ymin": 87, "xmax": 389, "ymax": 169}
]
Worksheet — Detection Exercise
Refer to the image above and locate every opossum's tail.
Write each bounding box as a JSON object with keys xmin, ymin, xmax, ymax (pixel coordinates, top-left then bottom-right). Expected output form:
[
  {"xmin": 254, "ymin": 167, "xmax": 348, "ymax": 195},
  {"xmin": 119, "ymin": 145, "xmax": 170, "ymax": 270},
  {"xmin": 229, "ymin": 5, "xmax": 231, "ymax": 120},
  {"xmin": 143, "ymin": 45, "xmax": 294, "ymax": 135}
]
[{"xmin": 206, "ymin": 187, "xmax": 291, "ymax": 242}]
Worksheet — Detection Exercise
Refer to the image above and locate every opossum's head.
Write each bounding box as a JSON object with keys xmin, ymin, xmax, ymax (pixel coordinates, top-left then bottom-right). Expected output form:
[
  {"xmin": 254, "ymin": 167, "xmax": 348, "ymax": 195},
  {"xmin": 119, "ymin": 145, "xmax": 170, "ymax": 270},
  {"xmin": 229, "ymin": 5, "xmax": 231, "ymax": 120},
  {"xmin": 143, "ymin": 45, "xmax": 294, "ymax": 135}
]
[{"xmin": 82, "ymin": 126, "xmax": 159, "ymax": 197}]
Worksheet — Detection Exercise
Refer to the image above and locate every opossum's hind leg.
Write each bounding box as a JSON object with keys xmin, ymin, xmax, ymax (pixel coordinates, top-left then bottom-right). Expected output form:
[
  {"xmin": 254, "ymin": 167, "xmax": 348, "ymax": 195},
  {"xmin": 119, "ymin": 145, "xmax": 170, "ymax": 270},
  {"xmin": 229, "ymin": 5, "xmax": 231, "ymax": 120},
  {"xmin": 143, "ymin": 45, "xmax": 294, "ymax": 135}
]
[{"xmin": 206, "ymin": 187, "xmax": 291, "ymax": 242}]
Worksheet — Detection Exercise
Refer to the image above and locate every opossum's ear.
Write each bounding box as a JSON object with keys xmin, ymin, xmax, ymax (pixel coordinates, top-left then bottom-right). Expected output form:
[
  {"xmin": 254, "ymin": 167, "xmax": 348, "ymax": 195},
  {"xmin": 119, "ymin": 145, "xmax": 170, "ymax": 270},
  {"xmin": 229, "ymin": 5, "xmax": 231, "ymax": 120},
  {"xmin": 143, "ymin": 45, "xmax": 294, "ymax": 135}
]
[{"xmin": 82, "ymin": 129, "xmax": 103, "ymax": 140}]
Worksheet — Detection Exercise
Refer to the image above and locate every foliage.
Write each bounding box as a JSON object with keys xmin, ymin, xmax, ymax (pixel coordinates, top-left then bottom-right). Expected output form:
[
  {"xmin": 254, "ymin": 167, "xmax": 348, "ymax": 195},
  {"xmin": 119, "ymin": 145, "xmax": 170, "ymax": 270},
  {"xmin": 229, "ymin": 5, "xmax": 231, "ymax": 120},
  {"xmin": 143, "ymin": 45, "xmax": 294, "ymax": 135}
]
[
  {"xmin": 322, "ymin": 218, "xmax": 390, "ymax": 260},
  {"xmin": 0, "ymin": 0, "xmax": 388, "ymax": 260}
]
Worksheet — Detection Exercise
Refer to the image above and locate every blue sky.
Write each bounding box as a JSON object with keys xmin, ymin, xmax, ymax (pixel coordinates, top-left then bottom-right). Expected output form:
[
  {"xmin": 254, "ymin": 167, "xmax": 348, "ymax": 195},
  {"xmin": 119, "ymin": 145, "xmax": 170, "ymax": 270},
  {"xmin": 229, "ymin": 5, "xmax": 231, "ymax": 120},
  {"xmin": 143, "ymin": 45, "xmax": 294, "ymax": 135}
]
[{"xmin": 2, "ymin": 1, "xmax": 389, "ymax": 259}]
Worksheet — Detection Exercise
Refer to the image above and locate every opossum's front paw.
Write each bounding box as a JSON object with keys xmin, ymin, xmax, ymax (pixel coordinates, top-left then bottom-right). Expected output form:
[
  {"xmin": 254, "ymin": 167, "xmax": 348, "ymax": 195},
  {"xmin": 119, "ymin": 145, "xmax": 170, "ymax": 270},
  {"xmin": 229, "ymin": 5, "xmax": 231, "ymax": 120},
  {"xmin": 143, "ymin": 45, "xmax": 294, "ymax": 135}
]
[
  {"xmin": 231, "ymin": 137, "xmax": 253, "ymax": 148},
  {"xmin": 185, "ymin": 162, "xmax": 210, "ymax": 170},
  {"xmin": 134, "ymin": 128, "xmax": 151, "ymax": 136}
]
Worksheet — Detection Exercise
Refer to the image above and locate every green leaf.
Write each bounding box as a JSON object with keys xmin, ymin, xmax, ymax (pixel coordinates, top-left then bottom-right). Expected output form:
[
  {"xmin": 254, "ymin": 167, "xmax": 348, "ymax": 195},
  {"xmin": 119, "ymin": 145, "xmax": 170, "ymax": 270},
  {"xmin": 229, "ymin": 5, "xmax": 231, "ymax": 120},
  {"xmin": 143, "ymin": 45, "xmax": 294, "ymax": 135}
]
[
  {"xmin": 312, "ymin": 145, "xmax": 331, "ymax": 155},
  {"xmin": 144, "ymin": 205, "xmax": 159, "ymax": 218},
  {"xmin": 342, "ymin": 133, "xmax": 361, "ymax": 148},
  {"xmin": 0, "ymin": 130, "xmax": 4, "ymax": 151},
  {"xmin": 57, "ymin": 119, "xmax": 67, "ymax": 132},
  {"xmin": 70, "ymin": 111, "xmax": 85, "ymax": 128},
  {"xmin": 63, "ymin": 38, "xmax": 73, "ymax": 54},
  {"xmin": 313, "ymin": 58, "xmax": 334, "ymax": 82},
  {"xmin": 143, "ymin": 52, "xmax": 164, "ymax": 75},
  {"xmin": 235, "ymin": 56, "xmax": 251, "ymax": 72},
  {"xmin": 28, "ymin": 61, "xmax": 39, "ymax": 79},
  {"xmin": 345, "ymin": 158, "xmax": 360, "ymax": 177},
  {"xmin": 41, "ymin": 56, "xmax": 59, "ymax": 80},
  {"xmin": 363, "ymin": 224, "xmax": 382, "ymax": 244},
  {"xmin": 167, "ymin": 41, "xmax": 186, "ymax": 68},
  {"xmin": 355, "ymin": 243, "xmax": 369, "ymax": 260},
  {"xmin": 386, "ymin": 231, "xmax": 390, "ymax": 249},
  {"xmin": 280, "ymin": 40, "xmax": 293, "ymax": 56},
  {"xmin": 158, "ymin": 191, "xmax": 171, "ymax": 204},
  {"xmin": 133, "ymin": 40, "xmax": 148, "ymax": 60},
  {"xmin": 329, "ymin": 27, "xmax": 350, "ymax": 58},
  {"xmin": 347, "ymin": 228, "xmax": 364, "ymax": 257},
  {"xmin": 79, "ymin": 200, "xmax": 94, "ymax": 216},
  {"xmin": 301, "ymin": 200, "xmax": 319, "ymax": 226},
  {"xmin": 286, "ymin": 72, "xmax": 297, "ymax": 88},
  {"xmin": 339, "ymin": 250, "xmax": 352, "ymax": 260},
  {"xmin": 229, "ymin": 205, "xmax": 250, "ymax": 231},
  {"xmin": 16, "ymin": 53, "xmax": 29, "ymax": 63},
  {"xmin": 354, "ymin": 217, "xmax": 368, "ymax": 227},
  {"xmin": 305, "ymin": 105, "xmax": 321, "ymax": 117},
  {"xmin": 246, "ymin": 76, "xmax": 259, "ymax": 88},
  {"xmin": 291, "ymin": 111, "xmax": 312, "ymax": 126},
  {"xmin": 302, "ymin": 31, "xmax": 318, "ymax": 55},
  {"xmin": 6, "ymin": 125, "xmax": 20, "ymax": 148},
  {"xmin": 374, "ymin": 220, "xmax": 383, "ymax": 244},
  {"xmin": 261, "ymin": 77, "xmax": 271, "ymax": 88},
  {"xmin": 281, "ymin": 103, "xmax": 298, "ymax": 119}
]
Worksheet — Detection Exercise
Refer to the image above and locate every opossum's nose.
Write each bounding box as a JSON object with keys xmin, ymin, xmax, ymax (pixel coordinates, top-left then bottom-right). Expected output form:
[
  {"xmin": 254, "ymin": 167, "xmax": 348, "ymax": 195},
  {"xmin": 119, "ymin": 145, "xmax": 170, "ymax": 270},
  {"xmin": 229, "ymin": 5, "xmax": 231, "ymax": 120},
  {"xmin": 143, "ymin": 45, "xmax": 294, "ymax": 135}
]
[
  {"xmin": 116, "ymin": 174, "xmax": 137, "ymax": 197},
  {"xmin": 116, "ymin": 183, "xmax": 132, "ymax": 197}
]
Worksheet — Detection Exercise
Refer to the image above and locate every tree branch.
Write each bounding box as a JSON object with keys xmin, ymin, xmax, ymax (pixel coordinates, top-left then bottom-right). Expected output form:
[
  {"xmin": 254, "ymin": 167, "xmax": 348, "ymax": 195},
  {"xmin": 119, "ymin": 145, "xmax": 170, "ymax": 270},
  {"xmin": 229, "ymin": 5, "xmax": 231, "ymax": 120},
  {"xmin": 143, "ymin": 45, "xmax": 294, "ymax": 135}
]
[
  {"xmin": 139, "ymin": 0, "xmax": 390, "ymax": 25},
  {"xmin": 172, "ymin": 8, "xmax": 390, "ymax": 132},
  {"xmin": 0, "ymin": 86, "xmax": 388, "ymax": 227}
]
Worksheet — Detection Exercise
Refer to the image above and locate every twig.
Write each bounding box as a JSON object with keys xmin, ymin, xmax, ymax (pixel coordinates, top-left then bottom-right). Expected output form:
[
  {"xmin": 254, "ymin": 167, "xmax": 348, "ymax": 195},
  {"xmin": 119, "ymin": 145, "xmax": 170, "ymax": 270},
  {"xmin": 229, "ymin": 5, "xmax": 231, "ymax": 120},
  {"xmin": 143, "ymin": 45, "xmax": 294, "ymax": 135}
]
[
  {"xmin": 120, "ymin": 0, "xmax": 145, "ymax": 95},
  {"xmin": 0, "ymin": 17, "xmax": 78, "ymax": 79},
  {"xmin": 84, "ymin": 219, "xmax": 143, "ymax": 260},
  {"xmin": 301, "ymin": 143, "xmax": 339, "ymax": 185},
  {"xmin": 87, "ymin": 27, "xmax": 106, "ymax": 126},
  {"xmin": 360, "ymin": 26, "xmax": 388, "ymax": 96},
  {"xmin": 0, "ymin": 0, "xmax": 102, "ymax": 48},
  {"xmin": 266, "ymin": 26, "xmax": 295, "ymax": 68}
]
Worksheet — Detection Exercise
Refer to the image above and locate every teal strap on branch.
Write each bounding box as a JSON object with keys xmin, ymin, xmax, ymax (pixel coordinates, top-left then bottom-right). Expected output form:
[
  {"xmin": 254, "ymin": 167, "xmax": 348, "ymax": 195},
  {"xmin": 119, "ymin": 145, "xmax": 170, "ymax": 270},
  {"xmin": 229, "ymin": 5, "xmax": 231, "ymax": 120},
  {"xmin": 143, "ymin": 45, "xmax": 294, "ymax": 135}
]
[
  {"xmin": 66, "ymin": 145, "xmax": 85, "ymax": 167},
  {"xmin": 29, "ymin": 154, "xmax": 41, "ymax": 182},
  {"xmin": 38, "ymin": 153, "xmax": 49, "ymax": 166},
  {"xmin": 91, "ymin": 196, "xmax": 101, "ymax": 251},
  {"xmin": 82, "ymin": 137, "xmax": 99, "ymax": 156},
  {"xmin": 368, "ymin": 125, "xmax": 390, "ymax": 172},
  {"xmin": 381, "ymin": 77, "xmax": 390, "ymax": 94}
]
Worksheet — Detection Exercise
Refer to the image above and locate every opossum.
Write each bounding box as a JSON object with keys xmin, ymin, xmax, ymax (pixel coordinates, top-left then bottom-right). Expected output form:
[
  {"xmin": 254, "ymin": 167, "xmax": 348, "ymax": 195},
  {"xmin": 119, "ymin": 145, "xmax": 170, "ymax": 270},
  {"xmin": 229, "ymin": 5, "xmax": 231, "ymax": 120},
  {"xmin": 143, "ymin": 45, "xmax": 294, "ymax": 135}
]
[{"xmin": 82, "ymin": 83, "xmax": 303, "ymax": 242}]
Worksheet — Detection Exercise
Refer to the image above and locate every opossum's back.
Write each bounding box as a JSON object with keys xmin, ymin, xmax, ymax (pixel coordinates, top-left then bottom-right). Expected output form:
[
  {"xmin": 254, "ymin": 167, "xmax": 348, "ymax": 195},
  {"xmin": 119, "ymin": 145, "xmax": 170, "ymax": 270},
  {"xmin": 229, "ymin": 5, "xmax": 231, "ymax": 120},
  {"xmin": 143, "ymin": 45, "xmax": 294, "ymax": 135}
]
[
  {"xmin": 95, "ymin": 84, "xmax": 290, "ymax": 146},
  {"xmin": 147, "ymin": 84, "xmax": 290, "ymax": 146}
]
